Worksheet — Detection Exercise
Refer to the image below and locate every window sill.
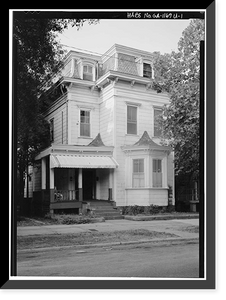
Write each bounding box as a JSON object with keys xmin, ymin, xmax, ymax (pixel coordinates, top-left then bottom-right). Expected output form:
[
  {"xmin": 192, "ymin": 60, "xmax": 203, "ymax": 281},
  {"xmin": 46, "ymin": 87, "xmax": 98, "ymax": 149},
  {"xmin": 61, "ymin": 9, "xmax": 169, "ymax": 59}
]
[
  {"xmin": 125, "ymin": 134, "xmax": 139, "ymax": 137},
  {"xmin": 125, "ymin": 187, "xmax": 168, "ymax": 190},
  {"xmin": 78, "ymin": 136, "xmax": 93, "ymax": 139}
]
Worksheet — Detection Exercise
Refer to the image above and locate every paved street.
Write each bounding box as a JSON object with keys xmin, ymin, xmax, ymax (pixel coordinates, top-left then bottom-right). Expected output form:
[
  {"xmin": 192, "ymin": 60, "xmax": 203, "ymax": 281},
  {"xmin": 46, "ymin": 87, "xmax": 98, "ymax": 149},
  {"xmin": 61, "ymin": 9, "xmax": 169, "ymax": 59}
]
[
  {"xmin": 17, "ymin": 218, "xmax": 199, "ymax": 278},
  {"xmin": 17, "ymin": 241, "xmax": 199, "ymax": 277}
]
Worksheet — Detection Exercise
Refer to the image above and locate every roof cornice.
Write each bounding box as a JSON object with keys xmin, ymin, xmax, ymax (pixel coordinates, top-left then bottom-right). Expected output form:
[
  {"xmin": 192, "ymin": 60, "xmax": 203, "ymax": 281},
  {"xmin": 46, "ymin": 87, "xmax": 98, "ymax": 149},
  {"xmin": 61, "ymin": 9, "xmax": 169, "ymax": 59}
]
[{"xmin": 96, "ymin": 70, "xmax": 153, "ymax": 89}]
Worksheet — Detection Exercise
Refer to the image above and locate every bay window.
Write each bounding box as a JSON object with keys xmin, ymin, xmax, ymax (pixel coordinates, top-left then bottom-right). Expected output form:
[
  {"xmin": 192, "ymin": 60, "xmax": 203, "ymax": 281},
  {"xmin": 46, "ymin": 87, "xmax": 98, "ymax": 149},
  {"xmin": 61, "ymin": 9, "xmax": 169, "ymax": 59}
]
[
  {"xmin": 153, "ymin": 159, "xmax": 162, "ymax": 187},
  {"xmin": 132, "ymin": 159, "xmax": 144, "ymax": 187}
]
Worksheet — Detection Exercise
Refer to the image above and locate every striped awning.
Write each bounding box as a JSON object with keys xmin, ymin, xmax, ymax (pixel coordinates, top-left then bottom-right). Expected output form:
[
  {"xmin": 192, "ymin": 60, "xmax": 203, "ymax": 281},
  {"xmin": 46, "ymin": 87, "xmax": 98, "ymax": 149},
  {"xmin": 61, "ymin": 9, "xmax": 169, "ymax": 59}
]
[{"xmin": 50, "ymin": 154, "xmax": 118, "ymax": 169}]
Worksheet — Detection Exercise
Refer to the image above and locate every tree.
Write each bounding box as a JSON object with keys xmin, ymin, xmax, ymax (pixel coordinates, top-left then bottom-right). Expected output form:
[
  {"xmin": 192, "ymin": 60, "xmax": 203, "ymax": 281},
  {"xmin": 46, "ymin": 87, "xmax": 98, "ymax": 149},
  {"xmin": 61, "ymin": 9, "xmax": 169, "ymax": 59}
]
[
  {"xmin": 13, "ymin": 15, "xmax": 99, "ymax": 211},
  {"xmin": 153, "ymin": 19, "xmax": 204, "ymax": 179}
]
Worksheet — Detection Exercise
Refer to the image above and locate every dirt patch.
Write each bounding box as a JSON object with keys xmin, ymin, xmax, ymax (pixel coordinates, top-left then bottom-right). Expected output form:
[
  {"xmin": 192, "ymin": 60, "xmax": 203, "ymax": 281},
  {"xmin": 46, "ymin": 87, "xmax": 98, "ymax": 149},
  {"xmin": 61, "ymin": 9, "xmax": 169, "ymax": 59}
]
[
  {"xmin": 179, "ymin": 226, "xmax": 199, "ymax": 233},
  {"xmin": 17, "ymin": 217, "xmax": 58, "ymax": 227},
  {"xmin": 17, "ymin": 229, "xmax": 178, "ymax": 250},
  {"xmin": 17, "ymin": 214, "xmax": 101, "ymax": 226}
]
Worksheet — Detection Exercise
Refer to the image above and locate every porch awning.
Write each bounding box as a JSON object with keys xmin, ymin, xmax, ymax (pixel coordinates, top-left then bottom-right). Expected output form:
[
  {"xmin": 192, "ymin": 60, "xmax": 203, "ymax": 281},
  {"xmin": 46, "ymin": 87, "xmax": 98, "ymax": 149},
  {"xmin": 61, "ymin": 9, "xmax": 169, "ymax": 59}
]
[{"xmin": 50, "ymin": 154, "xmax": 118, "ymax": 169}]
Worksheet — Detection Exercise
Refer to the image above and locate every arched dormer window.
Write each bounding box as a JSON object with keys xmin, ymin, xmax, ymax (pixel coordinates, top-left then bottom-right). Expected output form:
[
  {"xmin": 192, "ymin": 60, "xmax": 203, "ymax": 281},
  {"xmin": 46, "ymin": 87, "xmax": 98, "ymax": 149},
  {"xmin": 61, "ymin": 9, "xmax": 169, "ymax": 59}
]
[
  {"xmin": 78, "ymin": 59, "xmax": 96, "ymax": 81},
  {"xmin": 83, "ymin": 64, "xmax": 94, "ymax": 81}
]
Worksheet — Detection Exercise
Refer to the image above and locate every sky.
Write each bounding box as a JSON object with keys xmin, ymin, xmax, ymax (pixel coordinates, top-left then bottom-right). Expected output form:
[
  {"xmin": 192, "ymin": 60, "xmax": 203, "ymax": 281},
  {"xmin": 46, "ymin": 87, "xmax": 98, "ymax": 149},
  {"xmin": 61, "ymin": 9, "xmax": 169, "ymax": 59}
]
[{"xmin": 57, "ymin": 19, "xmax": 191, "ymax": 56}]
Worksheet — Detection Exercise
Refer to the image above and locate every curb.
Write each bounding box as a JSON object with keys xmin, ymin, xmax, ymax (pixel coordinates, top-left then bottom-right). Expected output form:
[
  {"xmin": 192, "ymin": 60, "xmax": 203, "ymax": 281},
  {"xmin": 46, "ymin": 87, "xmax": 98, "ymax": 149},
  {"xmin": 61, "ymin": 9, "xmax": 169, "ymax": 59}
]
[
  {"xmin": 18, "ymin": 237, "xmax": 199, "ymax": 254},
  {"xmin": 124, "ymin": 214, "xmax": 199, "ymax": 221}
]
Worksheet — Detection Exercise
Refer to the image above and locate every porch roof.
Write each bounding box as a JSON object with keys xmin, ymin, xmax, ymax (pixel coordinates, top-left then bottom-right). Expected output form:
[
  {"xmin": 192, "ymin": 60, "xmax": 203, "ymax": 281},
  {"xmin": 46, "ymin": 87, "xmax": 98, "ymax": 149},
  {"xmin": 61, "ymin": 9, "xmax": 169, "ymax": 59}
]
[{"xmin": 50, "ymin": 154, "xmax": 118, "ymax": 169}]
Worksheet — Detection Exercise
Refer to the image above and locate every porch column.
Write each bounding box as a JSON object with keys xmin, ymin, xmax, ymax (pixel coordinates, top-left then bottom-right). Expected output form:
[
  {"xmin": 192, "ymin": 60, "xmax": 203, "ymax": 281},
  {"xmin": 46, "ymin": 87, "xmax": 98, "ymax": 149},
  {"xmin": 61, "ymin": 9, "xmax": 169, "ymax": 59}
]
[
  {"xmin": 78, "ymin": 168, "xmax": 83, "ymax": 201},
  {"xmin": 49, "ymin": 165, "xmax": 55, "ymax": 214},
  {"xmin": 41, "ymin": 157, "xmax": 46, "ymax": 190},
  {"xmin": 108, "ymin": 169, "xmax": 113, "ymax": 201}
]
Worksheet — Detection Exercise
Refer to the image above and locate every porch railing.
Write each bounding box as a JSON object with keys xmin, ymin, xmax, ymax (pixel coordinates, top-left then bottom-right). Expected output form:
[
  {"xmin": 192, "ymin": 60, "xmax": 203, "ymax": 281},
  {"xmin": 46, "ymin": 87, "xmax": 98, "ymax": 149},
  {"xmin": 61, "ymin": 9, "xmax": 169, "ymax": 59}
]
[{"xmin": 54, "ymin": 190, "xmax": 78, "ymax": 201}]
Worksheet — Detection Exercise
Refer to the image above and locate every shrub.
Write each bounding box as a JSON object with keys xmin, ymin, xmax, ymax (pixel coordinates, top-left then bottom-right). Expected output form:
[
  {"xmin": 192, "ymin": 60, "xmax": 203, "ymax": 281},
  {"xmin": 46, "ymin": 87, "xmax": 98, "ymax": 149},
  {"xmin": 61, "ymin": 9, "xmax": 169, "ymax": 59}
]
[
  {"xmin": 44, "ymin": 213, "xmax": 96, "ymax": 225},
  {"xmin": 119, "ymin": 204, "xmax": 175, "ymax": 216}
]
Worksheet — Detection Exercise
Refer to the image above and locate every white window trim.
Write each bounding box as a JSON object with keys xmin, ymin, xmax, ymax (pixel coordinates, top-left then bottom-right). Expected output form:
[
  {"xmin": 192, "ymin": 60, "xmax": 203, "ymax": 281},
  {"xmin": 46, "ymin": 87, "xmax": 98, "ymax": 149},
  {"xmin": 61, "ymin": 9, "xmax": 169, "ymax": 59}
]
[
  {"xmin": 132, "ymin": 158, "xmax": 145, "ymax": 188},
  {"xmin": 151, "ymin": 156, "xmax": 168, "ymax": 188},
  {"xmin": 153, "ymin": 106, "xmax": 163, "ymax": 138},
  {"xmin": 136, "ymin": 57, "xmax": 154, "ymax": 79},
  {"xmin": 126, "ymin": 103, "xmax": 139, "ymax": 136},
  {"xmin": 78, "ymin": 108, "xmax": 92, "ymax": 138},
  {"xmin": 78, "ymin": 59, "xmax": 96, "ymax": 81},
  {"xmin": 125, "ymin": 152, "xmax": 168, "ymax": 189}
]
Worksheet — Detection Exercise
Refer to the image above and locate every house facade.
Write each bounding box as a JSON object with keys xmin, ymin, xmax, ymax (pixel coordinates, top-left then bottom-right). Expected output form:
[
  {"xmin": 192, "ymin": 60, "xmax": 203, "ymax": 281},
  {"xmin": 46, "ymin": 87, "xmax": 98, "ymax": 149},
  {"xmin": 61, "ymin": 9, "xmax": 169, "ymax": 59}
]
[{"xmin": 32, "ymin": 44, "xmax": 175, "ymax": 215}]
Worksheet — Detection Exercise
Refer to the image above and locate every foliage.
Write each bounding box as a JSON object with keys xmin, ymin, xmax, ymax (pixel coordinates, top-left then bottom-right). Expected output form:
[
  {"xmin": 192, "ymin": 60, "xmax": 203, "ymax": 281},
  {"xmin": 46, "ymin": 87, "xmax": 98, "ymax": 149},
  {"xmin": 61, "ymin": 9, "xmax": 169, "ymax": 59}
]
[
  {"xmin": 121, "ymin": 205, "xmax": 168, "ymax": 215},
  {"xmin": 152, "ymin": 19, "xmax": 204, "ymax": 178},
  {"xmin": 14, "ymin": 15, "xmax": 98, "ymax": 201},
  {"xmin": 45, "ymin": 213, "xmax": 97, "ymax": 224}
]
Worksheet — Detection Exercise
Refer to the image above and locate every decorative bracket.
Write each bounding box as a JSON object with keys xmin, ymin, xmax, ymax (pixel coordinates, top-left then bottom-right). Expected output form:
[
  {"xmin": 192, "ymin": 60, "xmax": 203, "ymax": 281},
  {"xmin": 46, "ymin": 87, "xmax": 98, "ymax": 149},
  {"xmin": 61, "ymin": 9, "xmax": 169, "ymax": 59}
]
[
  {"xmin": 131, "ymin": 80, "xmax": 135, "ymax": 87},
  {"xmin": 146, "ymin": 82, "xmax": 152, "ymax": 90}
]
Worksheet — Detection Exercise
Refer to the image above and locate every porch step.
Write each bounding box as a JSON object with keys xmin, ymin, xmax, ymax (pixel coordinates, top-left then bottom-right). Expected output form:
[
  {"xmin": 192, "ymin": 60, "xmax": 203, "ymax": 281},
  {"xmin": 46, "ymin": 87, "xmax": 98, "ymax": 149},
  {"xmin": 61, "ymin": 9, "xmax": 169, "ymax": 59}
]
[{"xmin": 83, "ymin": 200, "xmax": 123, "ymax": 220}]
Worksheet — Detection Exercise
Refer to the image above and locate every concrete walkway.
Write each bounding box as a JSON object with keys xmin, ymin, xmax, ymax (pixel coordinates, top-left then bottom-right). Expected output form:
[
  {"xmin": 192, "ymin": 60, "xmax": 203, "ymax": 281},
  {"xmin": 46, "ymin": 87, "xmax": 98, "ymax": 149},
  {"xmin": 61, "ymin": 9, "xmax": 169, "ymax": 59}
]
[{"xmin": 17, "ymin": 218, "xmax": 199, "ymax": 242}]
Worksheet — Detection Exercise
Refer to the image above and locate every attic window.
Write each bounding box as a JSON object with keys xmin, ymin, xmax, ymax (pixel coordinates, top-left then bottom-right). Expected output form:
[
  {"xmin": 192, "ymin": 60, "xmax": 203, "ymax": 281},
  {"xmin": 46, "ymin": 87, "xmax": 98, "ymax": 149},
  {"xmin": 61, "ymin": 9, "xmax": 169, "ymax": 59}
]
[
  {"xmin": 143, "ymin": 63, "xmax": 152, "ymax": 79},
  {"xmin": 83, "ymin": 64, "xmax": 94, "ymax": 81}
]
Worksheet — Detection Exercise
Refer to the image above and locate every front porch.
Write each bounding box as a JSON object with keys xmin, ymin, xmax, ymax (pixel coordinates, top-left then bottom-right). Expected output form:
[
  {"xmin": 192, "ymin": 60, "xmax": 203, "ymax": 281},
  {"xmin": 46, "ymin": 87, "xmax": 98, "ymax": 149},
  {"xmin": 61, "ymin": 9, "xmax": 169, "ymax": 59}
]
[{"xmin": 34, "ymin": 143, "xmax": 118, "ymax": 215}]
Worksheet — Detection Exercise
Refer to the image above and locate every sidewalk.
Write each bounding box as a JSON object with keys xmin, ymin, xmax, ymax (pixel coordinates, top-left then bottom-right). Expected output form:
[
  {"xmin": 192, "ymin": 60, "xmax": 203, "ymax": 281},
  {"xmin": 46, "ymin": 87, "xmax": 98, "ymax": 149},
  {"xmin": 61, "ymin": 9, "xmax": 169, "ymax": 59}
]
[{"xmin": 17, "ymin": 217, "xmax": 199, "ymax": 246}]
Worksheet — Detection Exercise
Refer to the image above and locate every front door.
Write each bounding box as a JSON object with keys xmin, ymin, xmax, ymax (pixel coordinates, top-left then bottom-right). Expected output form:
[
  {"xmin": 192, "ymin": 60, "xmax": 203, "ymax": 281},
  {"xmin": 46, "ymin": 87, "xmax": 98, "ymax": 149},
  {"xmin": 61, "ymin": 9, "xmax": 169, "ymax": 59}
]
[{"xmin": 82, "ymin": 169, "xmax": 96, "ymax": 200}]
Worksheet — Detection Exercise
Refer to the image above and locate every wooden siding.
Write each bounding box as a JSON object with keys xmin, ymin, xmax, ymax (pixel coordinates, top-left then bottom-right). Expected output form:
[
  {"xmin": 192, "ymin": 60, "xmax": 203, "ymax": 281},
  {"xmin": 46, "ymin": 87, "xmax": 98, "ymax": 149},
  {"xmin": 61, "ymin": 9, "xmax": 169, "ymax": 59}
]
[
  {"xmin": 68, "ymin": 86, "xmax": 100, "ymax": 145},
  {"xmin": 99, "ymin": 86, "xmax": 114, "ymax": 146},
  {"xmin": 113, "ymin": 81, "xmax": 171, "ymax": 205},
  {"xmin": 125, "ymin": 188, "xmax": 168, "ymax": 206},
  {"xmin": 45, "ymin": 102, "xmax": 67, "ymax": 145}
]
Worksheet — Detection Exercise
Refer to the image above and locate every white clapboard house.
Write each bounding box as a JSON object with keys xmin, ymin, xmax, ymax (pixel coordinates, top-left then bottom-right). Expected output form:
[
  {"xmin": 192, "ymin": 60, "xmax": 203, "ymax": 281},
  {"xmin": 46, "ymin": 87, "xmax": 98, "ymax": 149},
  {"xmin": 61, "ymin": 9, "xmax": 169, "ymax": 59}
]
[{"xmin": 32, "ymin": 44, "xmax": 175, "ymax": 215}]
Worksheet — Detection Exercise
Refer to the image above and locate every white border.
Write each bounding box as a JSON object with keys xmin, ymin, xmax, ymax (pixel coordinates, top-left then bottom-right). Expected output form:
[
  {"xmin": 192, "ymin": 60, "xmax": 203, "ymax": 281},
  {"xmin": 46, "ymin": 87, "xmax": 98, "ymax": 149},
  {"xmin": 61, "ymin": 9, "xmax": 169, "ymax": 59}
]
[{"xmin": 9, "ymin": 8, "xmax": 207, "ymax": 282}]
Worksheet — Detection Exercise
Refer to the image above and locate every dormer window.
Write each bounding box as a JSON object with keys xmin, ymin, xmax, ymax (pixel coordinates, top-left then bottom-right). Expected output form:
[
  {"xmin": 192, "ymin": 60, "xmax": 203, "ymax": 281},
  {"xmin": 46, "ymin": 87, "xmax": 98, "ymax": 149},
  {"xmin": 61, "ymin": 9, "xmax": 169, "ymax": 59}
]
[
  {"xmin": 136, "ymin": 57, "xmax": 154, "ymax": 79},
  {"xmin": 143, "ymin": 63, "xmax": 153, "ymax": 79},
  {"xmin": 83, "ymin": 64, "xmax": 94, "ymax": 81}
]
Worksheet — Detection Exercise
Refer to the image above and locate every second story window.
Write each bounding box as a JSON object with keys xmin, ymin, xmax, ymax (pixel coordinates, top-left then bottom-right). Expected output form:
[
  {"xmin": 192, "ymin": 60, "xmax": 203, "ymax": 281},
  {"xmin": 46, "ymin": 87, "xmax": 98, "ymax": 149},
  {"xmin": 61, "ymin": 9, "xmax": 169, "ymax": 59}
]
[
  {"xmin": 50, "ymin": 118, "xmax": 54, "ymax": 142},
  {"xmin": 83, "ymin": 65, "xmax": 94, "ymax": 81},
  {"xmin": 127, "ymin": 105, "xmax": 137, "ymax": 135},
  {"xmin": 80, "ymin": 110, "xmax": 91, "ymax": 137},
  {"xmin": 154, "ymin": 108, "xmax": 162, "ymax": 137},
  {"xmin": 143, "ymin": 63, "xmax": 153, "ymax": 79}
]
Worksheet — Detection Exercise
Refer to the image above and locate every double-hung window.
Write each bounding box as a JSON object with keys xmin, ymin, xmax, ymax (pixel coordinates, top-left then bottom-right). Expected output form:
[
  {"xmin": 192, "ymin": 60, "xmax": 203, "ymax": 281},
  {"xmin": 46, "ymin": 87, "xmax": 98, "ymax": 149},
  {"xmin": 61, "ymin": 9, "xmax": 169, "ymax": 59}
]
[
  {"xmin": 127, "ymin": 105, "xmax": 137, "ymax": 134},
  {"xmin": 132, "ymin": 159, "xmax": 144, "ymax": 188},
  {"xmin": 83, "ymin": 65, "xmax": 93, "ymax": 81},
  {"xmin": 153, "ymin": 159, "xmax": 162, "ymax": 187},
  {"xmin": 80, "ymin": 110, "xmax": 91, "ymax": 137},
  {"xmin": 143, "ymin": 63, "xmax": 153, "ymax": 79},
  {"xmin": 154, "ymin": 108, "xmax": 162, "ymax": 137}
]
